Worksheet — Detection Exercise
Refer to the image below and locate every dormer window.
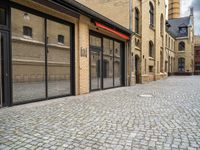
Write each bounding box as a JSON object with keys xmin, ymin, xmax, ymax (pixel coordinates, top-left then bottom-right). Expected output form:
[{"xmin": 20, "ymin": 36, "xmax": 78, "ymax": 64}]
[{"xmin": 179, "ymin": 27, "xmax": 187, "ymax": 34}]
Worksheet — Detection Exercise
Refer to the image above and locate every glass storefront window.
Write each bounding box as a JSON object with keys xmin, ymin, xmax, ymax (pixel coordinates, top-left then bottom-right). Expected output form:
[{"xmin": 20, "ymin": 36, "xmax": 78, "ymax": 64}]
[
  {"xmin": 0, "ymin": 8, "xmax": 6, "ymax": 25},
  {"xmin": 114, "ymin": 41, "xmax": 121, "ymax": 86},
  {"xmin": 103, "ymin": 38, "xmax": 113, "ymax": 88},
  {"xmin": 12, "ymin": 8, "xmax": 46, "ymax": 103},
  {"xmin": 90, "ymin": 35, "xmax": 101, "ymax": 47},
  {"xmin": 90, "ymin": 34, "xmax": 123, "ymax": 91},
  {"xmin": 11, "ymin": 8, "xmax": 72, "ymax": 103},
  {"xmin": 47, "ymin": 20, "xmax": 71, "ymax": 97}
]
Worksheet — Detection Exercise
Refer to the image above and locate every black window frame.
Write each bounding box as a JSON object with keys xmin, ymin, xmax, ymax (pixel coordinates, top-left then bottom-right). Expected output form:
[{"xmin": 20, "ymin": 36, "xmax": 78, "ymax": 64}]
[
  {"xmin": 0, "ymin": 2, "xmax": 9, "ymax": 31},
  {"xmin": 0, "ymin": 7, "xmax": 6, "ymax": 25}
]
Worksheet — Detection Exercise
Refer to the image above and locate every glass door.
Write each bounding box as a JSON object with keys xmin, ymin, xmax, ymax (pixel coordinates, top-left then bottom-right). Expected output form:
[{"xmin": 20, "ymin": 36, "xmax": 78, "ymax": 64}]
[
  {"xmin": 90, "ymin": 50, "xmax": 101, "ymax": 90},
  {"xmin": 11, "ymin": 8, "xmax": 46, "ymax": 104},
  {"xmin": 89, "ymin": 35, "xmax": 102, "ymax": 91}
]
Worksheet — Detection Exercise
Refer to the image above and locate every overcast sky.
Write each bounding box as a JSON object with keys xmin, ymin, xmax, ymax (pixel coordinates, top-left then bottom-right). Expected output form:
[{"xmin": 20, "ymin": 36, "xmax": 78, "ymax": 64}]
[{"xmin": 165, "ymin": 0, "xmax": 200, "ymax": 35}]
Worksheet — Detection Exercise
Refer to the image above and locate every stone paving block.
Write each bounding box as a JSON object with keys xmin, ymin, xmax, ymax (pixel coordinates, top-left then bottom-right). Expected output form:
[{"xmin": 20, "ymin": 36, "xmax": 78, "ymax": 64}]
[{"xmin": 0, "ymin": 76, "xmax": 200, "ymax": 149}]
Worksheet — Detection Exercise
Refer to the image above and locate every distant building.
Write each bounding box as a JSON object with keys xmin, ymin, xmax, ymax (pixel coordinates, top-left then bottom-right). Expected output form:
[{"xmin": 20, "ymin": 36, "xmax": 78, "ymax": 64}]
[
  {"xmin": 167, "ymin": 13, "xmax": 195, "ymax": 75},
  {"xmin": 168, "ymin": 0, "xmax": 180, "ymax": 19},
  {"xmin": 194, "ymin": 36, "xmax": 200, "ymax": 74}
]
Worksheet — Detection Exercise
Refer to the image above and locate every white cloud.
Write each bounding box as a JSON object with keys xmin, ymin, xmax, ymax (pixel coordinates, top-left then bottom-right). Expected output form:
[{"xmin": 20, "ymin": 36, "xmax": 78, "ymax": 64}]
[{"xmin": 180, "ymin": 0, "xmax": 192, "ymax": 17}]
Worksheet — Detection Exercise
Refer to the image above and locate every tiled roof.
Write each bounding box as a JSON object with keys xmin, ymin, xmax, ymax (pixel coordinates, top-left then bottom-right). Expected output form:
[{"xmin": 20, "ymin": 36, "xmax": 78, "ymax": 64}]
[{"xmin": 167, "ymin": 17, "xmax": 191, "ymax": 38}]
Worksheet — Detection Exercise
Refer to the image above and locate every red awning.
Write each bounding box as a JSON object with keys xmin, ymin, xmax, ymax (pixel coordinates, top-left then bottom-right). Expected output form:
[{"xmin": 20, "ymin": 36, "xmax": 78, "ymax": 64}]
[{"xmin": 95, "ymin": 22, "xmax": 130, "ymax": 40}]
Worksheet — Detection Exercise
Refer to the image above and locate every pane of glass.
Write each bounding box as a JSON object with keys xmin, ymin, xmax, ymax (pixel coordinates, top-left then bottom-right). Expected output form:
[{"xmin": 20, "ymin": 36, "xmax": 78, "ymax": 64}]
[
  {"xmin": 90, "ymin": 35, "xmax": 101, "ymax": 47},
  {"xmin": 0, "ymin": 32, "xmax": 2, "ymax": 106},
  {"xmin": 12, "ymin": 8, "xmax": 46, "ymax": 103},
  {"xmin": 114, "ymin": 41, "xmax": 121, "ymax": 86},
  {"xmin": 0, "ymin": 8, "xmax": 6, "ymax": 25},
  {"xmin": 103, "ymin": 38, "xmax": 113, "ymax": 88},
  {"xmin": 90, "ymin": 50, "xmax": 101, "ymax": 90},
  {"xmin": 47, "ymin": 20, "xmax": 71, "ymax": 97}
]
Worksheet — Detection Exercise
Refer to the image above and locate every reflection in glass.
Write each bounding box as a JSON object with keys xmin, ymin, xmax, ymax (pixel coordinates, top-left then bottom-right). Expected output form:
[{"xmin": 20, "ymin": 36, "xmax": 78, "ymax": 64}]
[
  {"xmin": 0, "ymin": 8, "xmax": 6, "ymax": 25},
  {"xmin": 47, "ymin": 20, "xmax": 71, "ymax": 97},
  {"xmin": 90, "ymin": 51, "xmax": 101, "ymax": 90},
  {"xmin": 0, "ymin": 33, "xmax": 2, "ymax": 106},
  {"xmin": 114, "ymin": 41, "xmax": 121, "ymax": 86},
  {"xmin": 103, "ymin": 38, "xmax": 113, "ymax": 88},
  {"xmin": 12, "ymin": 8, "xmax": 46, "ymax": 103},
  {"xmin": 90, "ymin": 35, "xmax": 101, "ymax": 47}
]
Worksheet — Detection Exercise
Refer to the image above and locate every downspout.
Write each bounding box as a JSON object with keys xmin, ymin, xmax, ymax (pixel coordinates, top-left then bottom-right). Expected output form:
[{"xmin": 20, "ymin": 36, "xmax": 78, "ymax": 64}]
[
  {"xmin": 154, "ymin": 1, "xmax": 157, "ymax": 81},
  {"xmin": 129, "ymin": 0, "xmax": 133, "ymax": 86}
]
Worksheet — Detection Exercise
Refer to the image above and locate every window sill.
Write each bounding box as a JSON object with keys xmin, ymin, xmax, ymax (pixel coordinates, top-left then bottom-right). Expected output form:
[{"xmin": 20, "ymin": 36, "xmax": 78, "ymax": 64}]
[
  {"xmin": 23, "ymin": 35, "xmax": 32, "ymax": 39},
  {"xmin": 149, "ymin": 57, "xmax": 155, "ymax": 60},
  {"xmin": 135, "ymin": 33, "xmax": 141, "ymax": 37},
  {"xmin": 57, "ymin": 42, "xmax": 65, "ymax": 46}
]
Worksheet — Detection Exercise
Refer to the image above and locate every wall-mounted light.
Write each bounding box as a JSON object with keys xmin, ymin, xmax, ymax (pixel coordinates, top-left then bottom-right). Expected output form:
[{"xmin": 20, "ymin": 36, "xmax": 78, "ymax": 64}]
[{"xmin": 23, "ymin": 12, "xmax": 30, "ymax": 22}]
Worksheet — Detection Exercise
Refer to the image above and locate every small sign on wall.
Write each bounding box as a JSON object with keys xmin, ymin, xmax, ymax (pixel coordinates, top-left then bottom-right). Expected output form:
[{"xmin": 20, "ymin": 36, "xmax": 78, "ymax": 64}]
[{"xmin": 81, "ymin": 47, "xmax": 88, "ymax": 57}]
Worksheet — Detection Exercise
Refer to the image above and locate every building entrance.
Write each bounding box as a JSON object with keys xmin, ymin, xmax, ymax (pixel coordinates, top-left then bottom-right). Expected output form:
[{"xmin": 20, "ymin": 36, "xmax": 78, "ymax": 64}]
[{"xmin": 89, "ymin": 32, "xmax": 125, "ymax": 91}]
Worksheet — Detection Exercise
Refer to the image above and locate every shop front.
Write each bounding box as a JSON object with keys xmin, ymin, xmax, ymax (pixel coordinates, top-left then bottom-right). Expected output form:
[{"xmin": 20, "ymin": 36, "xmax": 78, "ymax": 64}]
[
  {"xmin": 1, "ymin": 0, "xmax": 76, "ymax": 106},
  {"xmin": 0, "ymin": 0, "xmax": 132, "ymax": 107},
  {"xmin": 89, "ymin": 31, "xmax": 125, "ymax": 91}
]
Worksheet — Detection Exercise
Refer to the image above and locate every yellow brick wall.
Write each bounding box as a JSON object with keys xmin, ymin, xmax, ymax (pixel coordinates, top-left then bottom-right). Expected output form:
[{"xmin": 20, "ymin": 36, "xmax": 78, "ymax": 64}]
[
  {"xmin": 79, "ymin": 16, "xmax": 90, "ymax": 94},
  {"xmin": 76, "ymin": 0, "xmax": 129, "ymax": 28}
]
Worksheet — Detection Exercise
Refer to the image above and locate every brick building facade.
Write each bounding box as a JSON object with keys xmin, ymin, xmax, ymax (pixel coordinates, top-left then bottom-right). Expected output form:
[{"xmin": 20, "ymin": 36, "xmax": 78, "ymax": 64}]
[
  {"xmin": 0, "ymin": 0, "xmax": 132, "ymax": 107},
  {"xmin": 0, "ymin": 0, "xmax": 195, "ymax": 107}
]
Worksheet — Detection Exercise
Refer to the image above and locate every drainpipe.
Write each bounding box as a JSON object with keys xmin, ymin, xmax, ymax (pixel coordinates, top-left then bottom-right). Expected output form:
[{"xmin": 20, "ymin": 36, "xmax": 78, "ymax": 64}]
[{"xmin": 129, "ymin": 0, "xmax": 133, "ymax": 86}]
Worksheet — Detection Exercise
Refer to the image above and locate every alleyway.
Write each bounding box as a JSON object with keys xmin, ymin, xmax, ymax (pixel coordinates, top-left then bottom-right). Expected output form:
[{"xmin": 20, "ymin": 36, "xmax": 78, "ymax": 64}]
[{"xmin": 0, "ymin": 76, "xmax": 200, "ymax": 150}]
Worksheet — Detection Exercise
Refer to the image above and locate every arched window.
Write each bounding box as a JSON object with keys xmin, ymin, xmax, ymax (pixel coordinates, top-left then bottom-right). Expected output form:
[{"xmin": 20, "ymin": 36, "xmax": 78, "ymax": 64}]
[
  {"xmin": 23, "ymin": 26, "xmax": 32, "ymax": 37},
  {"xmin": 149, "ymin": 2, "xmax": 154, "ymax": 26},
  {"xmin": 135, "ymin": 8, "xmax": 140, "ymax": 34},
  {"xmin": 178, "ymin": 58, "xmax": 185, "ymax": 72},
  {"xmin": 149, "ymin": 41, "xmax": 154, "ymax": 57},
  {"xmin": 160, "ymin": 14, "xmax": 164, "ymax": 35},
  {"xmin": 179, "ymin": 42, "xmax": 185, "ymax": 51}
]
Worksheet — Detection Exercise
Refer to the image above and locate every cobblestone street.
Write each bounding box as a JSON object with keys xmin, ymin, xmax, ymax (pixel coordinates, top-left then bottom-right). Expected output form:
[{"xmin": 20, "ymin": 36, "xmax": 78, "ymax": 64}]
[{"xmin": 0, "ymin": 76, "xmax": 200, "ymax": 150}]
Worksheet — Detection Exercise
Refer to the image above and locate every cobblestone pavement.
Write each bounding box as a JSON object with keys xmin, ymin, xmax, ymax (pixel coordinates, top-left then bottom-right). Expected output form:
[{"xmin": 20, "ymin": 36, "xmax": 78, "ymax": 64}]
[{"xmin": 1, "ymin": 76, "xmax": 200, "ymax": 150}]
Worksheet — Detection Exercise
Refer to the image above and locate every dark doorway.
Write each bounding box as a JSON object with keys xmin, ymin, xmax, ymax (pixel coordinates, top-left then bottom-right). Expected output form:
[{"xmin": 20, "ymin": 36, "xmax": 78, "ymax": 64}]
[{"xmin": 135, "ymin": 55, "xmax": 140, "ymax": 84}]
